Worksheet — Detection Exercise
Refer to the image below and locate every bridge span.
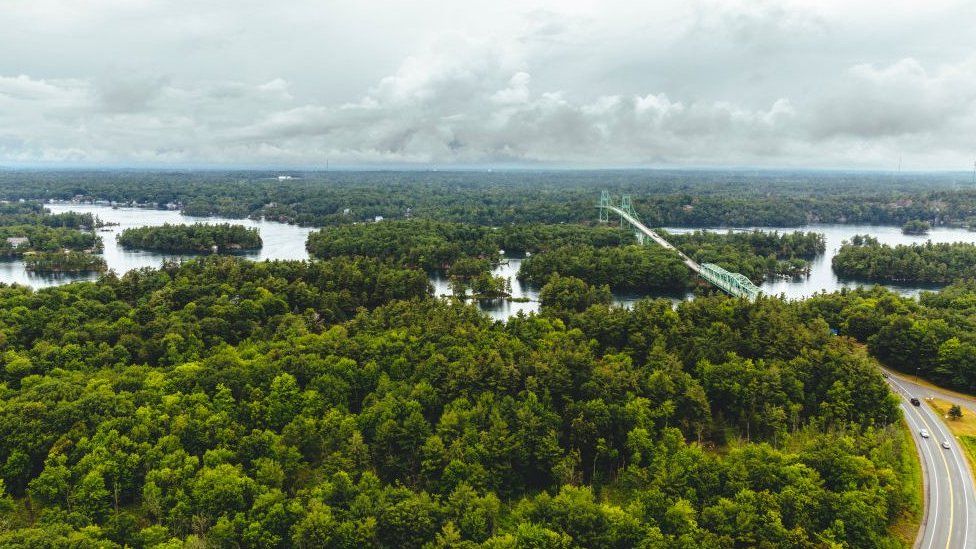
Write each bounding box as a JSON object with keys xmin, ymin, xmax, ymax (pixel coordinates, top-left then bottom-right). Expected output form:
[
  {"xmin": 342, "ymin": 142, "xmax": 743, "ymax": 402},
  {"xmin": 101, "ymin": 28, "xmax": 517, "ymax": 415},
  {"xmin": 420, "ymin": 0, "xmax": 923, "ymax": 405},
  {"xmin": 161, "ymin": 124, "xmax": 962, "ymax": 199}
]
[{"xmin": 598, "ymin": 191, "xmax": 761, "ymax": 301}]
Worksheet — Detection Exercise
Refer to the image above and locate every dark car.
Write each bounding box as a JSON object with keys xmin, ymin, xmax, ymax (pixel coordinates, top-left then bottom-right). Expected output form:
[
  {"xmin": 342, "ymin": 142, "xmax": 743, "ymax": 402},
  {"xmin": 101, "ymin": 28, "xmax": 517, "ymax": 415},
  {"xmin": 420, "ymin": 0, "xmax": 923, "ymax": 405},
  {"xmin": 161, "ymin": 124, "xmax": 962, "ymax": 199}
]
[{"xmin": 910, "ymin": 397, "xmax": 921, "ymax": 406}]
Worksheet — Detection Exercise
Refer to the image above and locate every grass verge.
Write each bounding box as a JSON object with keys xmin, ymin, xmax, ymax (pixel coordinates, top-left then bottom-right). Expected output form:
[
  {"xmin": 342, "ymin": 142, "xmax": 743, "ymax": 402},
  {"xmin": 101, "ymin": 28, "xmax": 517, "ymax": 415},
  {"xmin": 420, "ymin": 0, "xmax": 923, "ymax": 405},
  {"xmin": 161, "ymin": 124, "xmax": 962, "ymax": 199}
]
[
  {"xmin": 890, "ymin": 419, "xmax": 924, "ymax": 547},
  {"xmin": 927, "ymin": 398, "xmax": 976, "ymax": 436},
  {"xmin": 926, "ymin": 398, "xmax": 976, "ymax": 489}
]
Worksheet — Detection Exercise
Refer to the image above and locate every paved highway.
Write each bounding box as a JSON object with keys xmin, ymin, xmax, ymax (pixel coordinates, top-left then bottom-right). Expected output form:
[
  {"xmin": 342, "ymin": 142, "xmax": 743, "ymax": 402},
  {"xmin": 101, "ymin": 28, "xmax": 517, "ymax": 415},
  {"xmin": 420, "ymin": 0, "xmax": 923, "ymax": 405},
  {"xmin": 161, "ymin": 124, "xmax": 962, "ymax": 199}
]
[
  {"xmin": 885, "ymin": 374, "xmax": 976, "ymax": 549},
  {"xmin": 884, "ymin": 368, "xmax": 976, "ymax": 412}
]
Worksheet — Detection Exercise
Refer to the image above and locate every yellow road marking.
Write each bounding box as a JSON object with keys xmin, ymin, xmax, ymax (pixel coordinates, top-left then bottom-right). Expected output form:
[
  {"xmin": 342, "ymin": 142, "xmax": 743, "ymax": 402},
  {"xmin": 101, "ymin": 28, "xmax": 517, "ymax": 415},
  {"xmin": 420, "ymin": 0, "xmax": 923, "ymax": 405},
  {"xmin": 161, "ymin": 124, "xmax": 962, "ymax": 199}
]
[{"xmin": 896, "ymin": 381, "xmax": 956, "ymax": 549}]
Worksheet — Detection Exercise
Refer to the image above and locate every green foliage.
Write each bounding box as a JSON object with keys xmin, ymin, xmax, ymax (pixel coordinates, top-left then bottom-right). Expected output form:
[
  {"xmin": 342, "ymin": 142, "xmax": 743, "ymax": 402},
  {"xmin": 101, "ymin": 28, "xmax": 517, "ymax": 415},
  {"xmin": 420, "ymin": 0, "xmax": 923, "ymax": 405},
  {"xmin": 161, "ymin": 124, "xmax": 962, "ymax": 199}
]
[
  {"xmin": 667, "ymin": 230, "xmax": 824, "ymax": 282},
  {"xmin": 803, "ymin": 281, "xmax": 976, "ymax": 392},
  {"xmin": 949, "ymin": 404, "xmax": 963, "ymax": 421},
  {"xmin": 538, "ymin": 274, "xmax": 613, "ymax": 314},
  {"xmin": 520, "ymin": 230, "xmax": 824, "ymax": 292},
  {"xmin": 902, "ymin": 219, "xmax": 931, "ymax": 235},
  {"xmin": 307, "ymin": 220, "xmax": 497, "ymax": 271},
  {"xmin": 117, "ymin": 223, "xmax": 262, "ymax": 253},
  {"xmin": 521, "ymin": 245, "xmax": 691, "ymax": 292},
  {"xmin": 0, "ymin": 202, "xmax": 101, "ymax": 257},
  {"xmin": 833, "ymin": 236, "xmax": 976, "ymax": 283},
  {"xmin": 0, "ymin": 264, "xmax": 913, "ymax": 547},
  {"xmin": 4, "ymin": 169, "xmax": 976, "ymax": 228},
  {"xmin": 23, "ymin": 251, "xmax": 107, "ymax": 273}
]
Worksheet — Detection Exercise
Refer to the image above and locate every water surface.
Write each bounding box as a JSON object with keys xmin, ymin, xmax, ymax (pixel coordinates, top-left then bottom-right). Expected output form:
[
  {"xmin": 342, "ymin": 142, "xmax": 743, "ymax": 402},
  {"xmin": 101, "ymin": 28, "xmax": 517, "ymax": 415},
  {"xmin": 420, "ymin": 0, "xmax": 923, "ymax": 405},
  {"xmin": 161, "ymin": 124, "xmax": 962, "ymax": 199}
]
[
  {"xmin": 0, "ymin": 203, "xmax": 314, "ymax": 288},
  {"xmin": 6, "ymin": 205, "xmax": 976, "ymax": 319}
]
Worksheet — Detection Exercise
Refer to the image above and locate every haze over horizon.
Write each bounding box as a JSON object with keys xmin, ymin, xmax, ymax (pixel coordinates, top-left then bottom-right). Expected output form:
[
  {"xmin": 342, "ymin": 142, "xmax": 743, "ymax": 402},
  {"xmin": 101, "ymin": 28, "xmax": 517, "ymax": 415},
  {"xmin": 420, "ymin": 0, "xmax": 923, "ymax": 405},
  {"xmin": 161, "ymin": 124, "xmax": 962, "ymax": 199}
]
[{"xmin": 2, "ymin": 0, "xmax": 975, "ymax": 170}]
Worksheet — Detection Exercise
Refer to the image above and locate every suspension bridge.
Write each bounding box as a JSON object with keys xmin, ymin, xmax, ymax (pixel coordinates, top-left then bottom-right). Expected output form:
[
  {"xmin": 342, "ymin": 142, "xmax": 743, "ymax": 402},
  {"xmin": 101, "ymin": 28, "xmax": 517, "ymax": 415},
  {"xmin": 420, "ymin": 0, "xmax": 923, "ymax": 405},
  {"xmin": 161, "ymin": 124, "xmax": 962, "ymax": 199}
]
[{"xmin": 598, "ymin": 191, "xmax": 762, "ymax": 301}]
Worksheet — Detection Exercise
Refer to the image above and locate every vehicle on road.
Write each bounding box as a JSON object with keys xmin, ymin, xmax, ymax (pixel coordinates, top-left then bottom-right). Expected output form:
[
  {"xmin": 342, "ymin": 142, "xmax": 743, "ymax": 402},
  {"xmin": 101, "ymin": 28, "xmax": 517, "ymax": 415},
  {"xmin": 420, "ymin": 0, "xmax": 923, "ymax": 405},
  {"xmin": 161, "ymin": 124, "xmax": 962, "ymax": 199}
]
[
  {"xmin": 920, "ymin": 429, "xmax": 930, "ymax": 438},
  {"xmin": 882, "ymin": 372, "xmax": 888, "ymax": 378},
  {"xmin": 910, "ymin": 397, "xmax": 921, "ymax": 406},
  {"xmin": 942, "ymin": 440, "xmax": 951, "ymax": 449}
]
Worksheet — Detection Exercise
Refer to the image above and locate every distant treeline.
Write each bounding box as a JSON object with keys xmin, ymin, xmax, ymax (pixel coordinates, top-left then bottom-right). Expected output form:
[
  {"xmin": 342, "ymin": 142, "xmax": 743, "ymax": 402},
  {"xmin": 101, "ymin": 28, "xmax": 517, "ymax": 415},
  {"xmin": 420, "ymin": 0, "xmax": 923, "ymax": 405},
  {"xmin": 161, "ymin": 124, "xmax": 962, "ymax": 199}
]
[
  {"xmin": 1, "ymin": 169, "xmax": 974, "ymax": 227},
  {"xmin": 117, "ymin": 223, "xmax": 262, "ymax": 254}
]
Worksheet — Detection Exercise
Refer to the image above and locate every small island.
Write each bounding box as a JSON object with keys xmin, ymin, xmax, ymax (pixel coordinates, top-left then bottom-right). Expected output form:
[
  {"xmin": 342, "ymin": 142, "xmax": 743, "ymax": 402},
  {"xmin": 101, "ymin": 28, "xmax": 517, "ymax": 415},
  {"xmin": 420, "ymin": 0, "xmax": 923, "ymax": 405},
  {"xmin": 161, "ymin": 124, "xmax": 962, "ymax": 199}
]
[
  {"xmin": 902, "ymin": 219, "xmax": 931, "ymax": 235},
  {"xmin": 24, "ymin": 251, "xmax": 107, "ymax": 273},
  {"xmin": 832, "ymin": 235, "xmax": 976, "ymax": 283},
  {"xmin": 117, "ymin": 223, "xmax": 262, "ymax": 254}
]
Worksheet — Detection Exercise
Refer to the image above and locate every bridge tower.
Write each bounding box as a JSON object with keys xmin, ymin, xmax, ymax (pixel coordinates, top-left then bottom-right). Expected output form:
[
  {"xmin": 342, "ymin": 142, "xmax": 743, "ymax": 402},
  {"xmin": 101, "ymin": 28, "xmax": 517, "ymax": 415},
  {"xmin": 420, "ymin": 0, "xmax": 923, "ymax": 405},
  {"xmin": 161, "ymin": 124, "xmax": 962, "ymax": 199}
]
[
  {"xmin": 598, "ymin": 190, "xmax": 612, "ymax": 223},
  {"xmin": 619, "ymin": 194, "xmax": 640, "ymax": 226}
]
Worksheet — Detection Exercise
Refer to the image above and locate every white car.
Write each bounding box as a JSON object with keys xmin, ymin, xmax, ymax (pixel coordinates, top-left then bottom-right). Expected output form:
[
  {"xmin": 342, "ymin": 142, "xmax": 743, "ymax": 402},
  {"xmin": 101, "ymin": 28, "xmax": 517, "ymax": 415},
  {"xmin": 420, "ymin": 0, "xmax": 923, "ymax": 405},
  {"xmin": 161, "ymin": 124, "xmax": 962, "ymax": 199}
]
[
  {"xmin": 920, "ymin": 429, "xmax": 930, "ymax": 438},
  {"xmin": 942, "ymin": 440, "xmax": 951, "ymax": 449}
]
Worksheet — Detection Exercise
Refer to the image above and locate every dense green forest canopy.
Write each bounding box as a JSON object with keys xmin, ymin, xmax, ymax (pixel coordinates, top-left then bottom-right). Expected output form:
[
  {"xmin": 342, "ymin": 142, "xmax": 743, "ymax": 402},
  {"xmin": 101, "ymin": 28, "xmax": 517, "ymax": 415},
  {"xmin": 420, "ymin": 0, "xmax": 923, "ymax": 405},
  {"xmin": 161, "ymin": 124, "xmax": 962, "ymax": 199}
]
[
  {"xmin": 1, "ymin": 169, "xmax": 974, "ymax": 228},
  {"xmin": 519, "ymin": 245, "xmax": 692, "ymax": 293},
  {"xmin": 0, "ymin": 254, "xmax": 916, "ymax": 547},
  {"xmin": 117, "ymin": 224, "xmax": 263, "ymax": 254},
  {"xmin": 0, "ymin": 171, "xmax": 962, "ymax": 547},
  {"xmin": 833, "ymin": 236, "xmax": 976, "ymax": 283},
  {"xmin": 666, "ymin": 230, "xmax": 825, "ymax": 282},
  {"xmin": 308, "ymin": 221, "xmax": 828, "ymax": 293},
  {"xmin": 804, "ymin": 281, "xmax": 976, "ymax": 393},
  {"xmin": 306, "ymin": 221, "xmax": 635, "ymax": 272}
]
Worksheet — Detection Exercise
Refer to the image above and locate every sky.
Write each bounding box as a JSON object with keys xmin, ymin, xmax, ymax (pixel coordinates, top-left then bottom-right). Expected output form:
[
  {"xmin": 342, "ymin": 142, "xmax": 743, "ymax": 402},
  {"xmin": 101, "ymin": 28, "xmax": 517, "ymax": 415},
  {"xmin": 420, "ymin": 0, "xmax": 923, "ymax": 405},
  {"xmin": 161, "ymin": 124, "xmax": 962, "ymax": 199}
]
[{"xmin": 1, "ymin": 0, "xmax": 975, "ymax": 169}]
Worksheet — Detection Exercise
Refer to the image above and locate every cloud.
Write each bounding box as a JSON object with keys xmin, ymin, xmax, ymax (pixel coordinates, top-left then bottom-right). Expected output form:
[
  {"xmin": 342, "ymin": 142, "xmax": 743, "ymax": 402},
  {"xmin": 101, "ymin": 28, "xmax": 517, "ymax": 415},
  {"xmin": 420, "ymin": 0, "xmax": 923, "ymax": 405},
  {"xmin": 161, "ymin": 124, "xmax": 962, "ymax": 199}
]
[
  {"xmin": 809, "ymin": 58, "xmax": 976, "ymax": 140},
  {"xmin": 0, "ymin": 1, "xmax": 975, "ymax": 168}
]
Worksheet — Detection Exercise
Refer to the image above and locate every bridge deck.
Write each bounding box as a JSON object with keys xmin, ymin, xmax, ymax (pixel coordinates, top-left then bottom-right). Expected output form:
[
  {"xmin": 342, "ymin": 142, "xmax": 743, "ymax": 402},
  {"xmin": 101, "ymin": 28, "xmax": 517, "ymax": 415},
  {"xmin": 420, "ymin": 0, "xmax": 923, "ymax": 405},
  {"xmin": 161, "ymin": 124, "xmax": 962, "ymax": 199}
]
[
  {"xmin": 602, "ymin": 203, "xmax": 760, "ymax": 300},
  {"xmin": 605, "ymin": 205, "xmax": 701, "ymax": 273}
]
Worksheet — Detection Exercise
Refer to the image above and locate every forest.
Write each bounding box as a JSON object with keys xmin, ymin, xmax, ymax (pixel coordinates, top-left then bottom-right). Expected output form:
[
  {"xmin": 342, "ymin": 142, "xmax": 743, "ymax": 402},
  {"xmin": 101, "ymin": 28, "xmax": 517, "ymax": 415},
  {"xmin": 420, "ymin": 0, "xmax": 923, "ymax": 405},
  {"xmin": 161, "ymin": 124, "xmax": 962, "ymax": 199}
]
[
  {"xmin": 1, "ymin": 169, "xmax": 974, "ymax": 228},
  {"xmin": 308, "ymin": 220, "xmax": 828, "ymax": 295},
  {"xmin": 0, "ymin": 255, "xmax": 915, "ymax": 548},
  {"xmin": 519, "ymin": 245, "xmax": 692, "ymax": 292},
  {"xmin": 832, "ymin": 236, "xmax": 976, "ymax": 283},
  {"xmin": 665, "ymin": 230, "xmax": 824, "ymax": 282},
  {"xmin": 2, "ymin": 172, "xmax": 971, "ymax": 547},
  {"xmin": 803, "ymin": 281, "xmax": 976, "ymax": 393},
  {"xmin": 117, "ymin": 224, "xmax": 263, "ymax": 254}
]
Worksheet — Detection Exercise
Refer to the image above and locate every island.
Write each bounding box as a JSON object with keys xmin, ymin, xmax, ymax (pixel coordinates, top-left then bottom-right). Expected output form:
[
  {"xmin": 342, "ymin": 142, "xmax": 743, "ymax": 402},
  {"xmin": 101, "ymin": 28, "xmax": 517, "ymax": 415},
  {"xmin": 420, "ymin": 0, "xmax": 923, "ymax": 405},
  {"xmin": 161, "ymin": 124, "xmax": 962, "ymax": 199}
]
[
  {"xmin": 117, "ymin": 223, "xmax": 263, "ymax": 253},
  {"xmin": 902, "ymin": 219, "xmax": 931, "ymax": 235},
  {"xmin": 23, "ymin": 251, "xmax": 107, "ymax": 273},
  {"xmin": 833, "ymin": 235, "xmax": 976, "ymax": 283}
]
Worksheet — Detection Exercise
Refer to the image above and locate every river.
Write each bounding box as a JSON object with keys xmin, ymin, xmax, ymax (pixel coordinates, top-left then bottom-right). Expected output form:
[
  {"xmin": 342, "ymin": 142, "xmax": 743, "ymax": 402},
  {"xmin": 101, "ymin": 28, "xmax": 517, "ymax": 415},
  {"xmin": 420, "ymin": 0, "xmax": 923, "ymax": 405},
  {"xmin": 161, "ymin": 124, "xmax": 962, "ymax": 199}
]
[
  {"xmin": 4, "ymin": 204, "xmax": 976, "ymax": 320},
  {"xmin": 0, "ymin": 203, "xmax": 315, "ymax": 288}
]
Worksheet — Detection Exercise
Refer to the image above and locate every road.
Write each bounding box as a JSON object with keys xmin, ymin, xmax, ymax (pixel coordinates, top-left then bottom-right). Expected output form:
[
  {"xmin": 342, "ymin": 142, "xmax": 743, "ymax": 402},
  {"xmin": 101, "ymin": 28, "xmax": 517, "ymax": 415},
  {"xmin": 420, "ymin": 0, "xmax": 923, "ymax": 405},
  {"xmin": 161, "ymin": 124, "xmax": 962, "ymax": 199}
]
[
  {"xmin": 885, "ymin": 374, "xmax": 976, "ymax": 549},
  {"xmin": 884, "ymin": 368, "xmax": 976, "ymax": 412}
]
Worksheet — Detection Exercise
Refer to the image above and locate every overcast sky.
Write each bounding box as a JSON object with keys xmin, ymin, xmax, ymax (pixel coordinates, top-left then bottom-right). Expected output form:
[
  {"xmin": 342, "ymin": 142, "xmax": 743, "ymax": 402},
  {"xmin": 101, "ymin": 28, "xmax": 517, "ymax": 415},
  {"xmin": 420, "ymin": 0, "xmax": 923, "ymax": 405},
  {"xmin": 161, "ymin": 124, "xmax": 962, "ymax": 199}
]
[{"xmin": 1, "ymin": 0, "xmax": 975, "ymax": 169}]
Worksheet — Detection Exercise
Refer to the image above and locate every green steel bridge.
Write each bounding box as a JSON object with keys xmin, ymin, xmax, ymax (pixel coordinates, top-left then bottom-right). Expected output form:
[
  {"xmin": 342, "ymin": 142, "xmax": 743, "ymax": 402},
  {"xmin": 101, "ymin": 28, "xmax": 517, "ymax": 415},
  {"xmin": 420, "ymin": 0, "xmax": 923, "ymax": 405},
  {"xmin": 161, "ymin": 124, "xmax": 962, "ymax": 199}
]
[{"xmin": 598, "ymin": 191, "xmax": 762, "ymax": 301}]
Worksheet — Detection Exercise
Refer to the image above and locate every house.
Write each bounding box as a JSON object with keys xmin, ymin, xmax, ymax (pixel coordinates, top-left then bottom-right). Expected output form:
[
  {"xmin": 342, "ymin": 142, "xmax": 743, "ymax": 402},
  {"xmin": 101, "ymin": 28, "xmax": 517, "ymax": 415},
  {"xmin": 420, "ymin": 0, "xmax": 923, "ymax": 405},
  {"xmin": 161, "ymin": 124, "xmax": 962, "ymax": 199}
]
[{"xmin": 6, "ymin": 237, "xmax": 29, "ymax": 248}]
